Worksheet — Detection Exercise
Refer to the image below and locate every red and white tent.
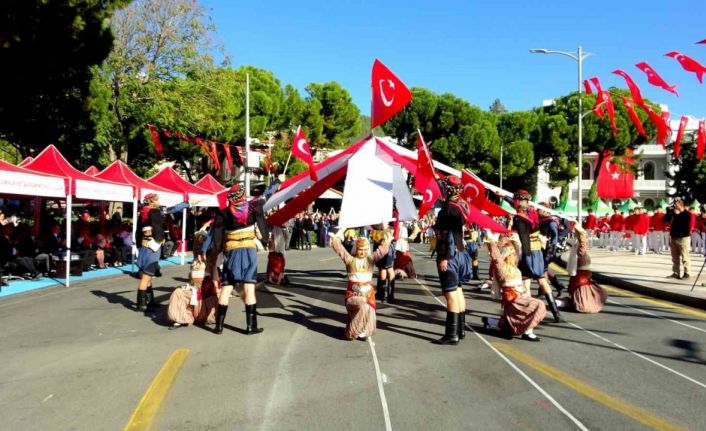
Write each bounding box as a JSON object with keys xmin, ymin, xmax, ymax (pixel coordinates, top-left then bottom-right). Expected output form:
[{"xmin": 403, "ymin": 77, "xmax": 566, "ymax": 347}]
[
  {"xmin": 96, "ymin": 161, "xmax": 183, "ymax": 207},
  {"xmin": 0, "ymin": 159, "xmax": 68, "ymax": 198},
  {"xmin": 17, "ymin": 156, "xmax": 33, "ymax": 167},
  {"xmin": 23, "ymin": 145, "xmax": 134, "ymax": 202},
  {"xmin": 84, "ymin": 165, "xmax": 100, "ymax": 176},
  {"xmin": 195, "ymin": 174, "xmax": 227, "ymax": 193},
  {"xmin": 148, "ymin": 167, "xmax": 217, "ymax": 207}
]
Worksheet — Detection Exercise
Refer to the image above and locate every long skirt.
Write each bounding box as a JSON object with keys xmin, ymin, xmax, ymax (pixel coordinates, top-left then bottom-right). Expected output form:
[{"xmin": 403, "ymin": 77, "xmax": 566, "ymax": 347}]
[
  {"xmin": 394, "ymin": 252, "xmax": 417, "ymax": 278},
  {"xmin": 566, "ymin": 271, "xmax": 607, "ymax": 313},
  {"xmin": 344, "ymin": 296, "xmax": 376, "ymax": 340},
  {"xmin": 266, "ymin": 251, "xmax": 286, "ymax": 285},
  {"xmin": 167, "ymin": 287, "xmax": 217, "ymax": 325},
  {"xmin": 502, "ymin": 296, "xmax": 546, "ymax": 335}
]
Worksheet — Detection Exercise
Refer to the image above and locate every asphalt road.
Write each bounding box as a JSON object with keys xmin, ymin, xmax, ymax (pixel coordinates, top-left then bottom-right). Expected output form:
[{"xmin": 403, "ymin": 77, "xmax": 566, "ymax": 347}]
[{"xmin": 1, "ymin": 243, "xmax": 705, "ymax": 431}]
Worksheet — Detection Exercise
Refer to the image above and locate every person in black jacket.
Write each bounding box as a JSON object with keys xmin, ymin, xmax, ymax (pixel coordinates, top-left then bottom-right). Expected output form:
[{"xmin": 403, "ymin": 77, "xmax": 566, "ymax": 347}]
[
  {"xmin": 135, "ymin": 193, "xmax": 190, "ymax": 312},
  {"xmin": 207, "ymin": 184, "xmax": 268, "ymax": 335},
  {"xmin": 662, "ymin": 198, "xmax": 692, "ymax": 279}
]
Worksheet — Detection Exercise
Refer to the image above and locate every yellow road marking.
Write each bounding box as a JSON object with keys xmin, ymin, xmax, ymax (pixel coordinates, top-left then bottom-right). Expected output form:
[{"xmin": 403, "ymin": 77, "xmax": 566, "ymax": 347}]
[
  {"xmin": 124, "ymin": 348, "xmax": 190, "ymax": 431},
  {"xmin": 549, "ymin": 264, "xmax": 706, "ymax": 320},
  {"xmin": 493, "ymin": 342, "xmax": 684, "ymax": 431}
]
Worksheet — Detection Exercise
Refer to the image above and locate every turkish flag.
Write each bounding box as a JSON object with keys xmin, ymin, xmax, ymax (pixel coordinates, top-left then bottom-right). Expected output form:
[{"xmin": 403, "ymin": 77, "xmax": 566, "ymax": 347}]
[
  {"xmin": 674, "ymin": 115, "xmax": 689, "ymax": 158},
  {"xmin": 620, "ymin": 97, "xmax": 647, "ymax": 137},
  {"xmin": 467, "ymin": 204, "xmax": 511, "ymax": 233},
  {"xmin": 291, "ymin": 126, "xmax": 318, "ymax": 181},
  {"xmin": 665, "ymin": 52, "xmax": 706, "ymax": 83},
  {"xmin": 613, "ymin": 69, "xmax": 645, "ymax": 107},
  {"xmin": 460, "ymin": 169, "xmax": 487, "ymax": 208},
  {"xmin": 371, "ymin": 59, "xmax": 412, "ymax": 129},
  {"xmin": 603, "ymin": 91, "xmax": 618, "ymax": 136},
  {"xmin": 698, "ymin": 120, "xmax": 706, "ymax": 160},
  {"xmin": 596, "ymin": 151, "xmax": 634, "ymax": 199},
  {"xmin": 210, "ymin": 140, "xmax": 221, "ymax": 171},
  {"xmin": 414, "ymin": 132, "xmax": 441, "ymax": 218},
  {"xmin": 583, "ymin": 79, "xmax": 593, "ymax": 94},
  {"xmin": 635, "ymin": 62, "xmax": 678, "ymax": 96},
  {"xmin": 642, "ymin": 104, "xmax": 670, "ymax": 147},
  {"xmin": 589, "ymin": 77, "xmax": 605, "ymax": 117},
  {"xmin": 147, "ymin": 124, "xmax": 164, "ymax": 155},
  {"xmin": 698, "ymin": 39, "xmax": 706, "ymax": 44},
  {"xmin": 223, "ymin": 143, "xmax": 233, "ymax": 174}
]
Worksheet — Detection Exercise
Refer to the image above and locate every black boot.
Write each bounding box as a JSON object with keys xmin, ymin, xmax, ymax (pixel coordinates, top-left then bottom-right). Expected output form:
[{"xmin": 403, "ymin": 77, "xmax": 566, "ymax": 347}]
[
  {"xmin": 471, "ymin": 265, "xmax": 480, "ymax": 281},
  {"xmin": 433, "ymin": 312, "xmax": 459, "ymax": 345},
  {"xmin": 550, "ymin": 276, "xmax": 565, "ymax": 297},
  {"xmin": 381, "ymin": 279, "xmax": 390, "ymax": 303},
  {"xmin": 375, "ymin": 277, "xmax": 384, "ymax": 302},
  {"xmin": 245, "ymin": 304, "xmax": 264, "ymax": 335},
  {"xmin": 145, "ymin": 286, "xmax": 156, "ymax": 310},
  {"xmin": 458, "ymin": 312, "xmax": 466, "ymax": 339},
  {"xmin": 136, "ymin": 290, "xmax": 147, "ymax": 312},
  {"xmin": 388, "ymin": 279, "xmax": 396, "ymax": 304},
  {"xmin": 544, "ymin": 293, "xmax": 565, "ymax": 323},
  {"xmin": 214, "ymin": 304, "xmax": 228, "ymax": 334}
]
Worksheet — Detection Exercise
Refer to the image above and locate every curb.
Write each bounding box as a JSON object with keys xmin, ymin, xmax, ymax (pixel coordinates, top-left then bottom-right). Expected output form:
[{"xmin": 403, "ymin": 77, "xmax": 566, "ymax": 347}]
[{"xmin": 557, "ymin": 258, "xmax": 706, "ymax": 311}]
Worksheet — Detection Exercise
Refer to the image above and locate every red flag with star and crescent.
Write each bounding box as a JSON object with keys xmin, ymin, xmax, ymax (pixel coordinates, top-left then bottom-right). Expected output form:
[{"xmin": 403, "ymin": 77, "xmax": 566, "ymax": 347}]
[
  {"xmin": 597, "ymin": 151, "xmax": 634, "ymax": 199},
  {"xmin": 635, "ymin": 62, "xmax": 678, "ymax": 96},
  {"xmin": 291, "ymin": 126, "xmax": 318, "ymax": 181},
  {"xmin": 371, "ymin": 59, "xmax": 412, "ymax": 129},
  {"xmin": 613, "ymin": 69, "xmax": 646, "ymax": 106},
  {"xmin": 620, "ymin": 97, "xmax": 647, "ymax": 137},
  {"xmin": 674, "ymin": 115, "xmax": 689, "ymax": 158},
  {"xmin": 414, "ymin": 131, "xmax": 441, "ymax": 218},
  {"xmin": 460, "ymin": 169, "xmax": 487, "ymax": 208},
  {"xmin": 147, "ymin": 124, "xmax": 164, "ymax": 155},
  {"xmin": 589, "ymin": 77, "xmax": 605, "ymax": 117},
  {"xmin": 223, "ymin": 143, "xmax": 233, "ymax": 174},
  {"xmin": 665, "ymin": 52, "xmax": 706, "ymax": 84},
  {"xmin": 698, "ymin": 120, "xmax": 706, "ymax": 160},
  {"xmin": 641, "ymin": 104, "xmax": 671, "ymax": 147},
  {"xmin": 583, "ymin": 80, "xmax": 593, "ymax": 94}
]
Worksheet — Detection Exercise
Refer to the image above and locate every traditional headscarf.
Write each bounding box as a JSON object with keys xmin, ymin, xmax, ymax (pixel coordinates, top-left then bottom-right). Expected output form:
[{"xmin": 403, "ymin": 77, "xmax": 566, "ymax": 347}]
[
  {"xmin": 443, "ymin": 175, "xmax": 462, "ymax": 200},
  {"xmin": 227, "ymin": 184, "xmax": 245, "ymax": 202},
  {"xmin": 513, "ymin": 189, "xmax": 531, "ymax": 210}
]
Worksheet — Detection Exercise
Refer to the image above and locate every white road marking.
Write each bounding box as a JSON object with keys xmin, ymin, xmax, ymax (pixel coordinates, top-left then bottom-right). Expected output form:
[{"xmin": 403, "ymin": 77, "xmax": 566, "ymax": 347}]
[
  {"xmin": 41, "ymin": 394, "xmax": 53, "ymax": 403},
  {"xmin": 414, "ymin": 277, "xmax": 589, "ymax": 431},
  {"xmin": 568, "ymin": 322, "xmax": 706, "ymax": 390},
  {"xmin": 368, "ymin": 337, "xmax": 393, "ymax": 431},
  {"xmin": 607, "ymin": 298, "xmax": 706, "ymax": 334}
]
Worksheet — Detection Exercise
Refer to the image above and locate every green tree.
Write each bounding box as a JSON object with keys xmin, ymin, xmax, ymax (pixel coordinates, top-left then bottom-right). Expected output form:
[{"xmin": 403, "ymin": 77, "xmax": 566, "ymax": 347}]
[
  {"xmin": 305, "ymin": 82, "xmax": 361, "ymax": 148},
  {"xmin": 0, "ymin": 0, "xmax": 128, "ymax": 166},
  {"xmin": 489, "ymin": 98, "xmax": 508, "ymax": 114},
  {"xmin": 665, "ymin": 131, "xmax": 706, "ymax": 203}
]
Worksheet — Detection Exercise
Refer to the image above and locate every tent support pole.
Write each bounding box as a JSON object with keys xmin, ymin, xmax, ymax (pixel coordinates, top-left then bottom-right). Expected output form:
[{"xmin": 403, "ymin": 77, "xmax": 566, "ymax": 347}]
[
  {"xmin": 181, "ymin": 208, "xmax": 187, "ymax": 265},
  {"xmin": 132, "ymin": 196, "xmax": 138, "ymax": 274},
  {"xmin": 65, "ymin": 194, "xmax": 72, "ymax": 287}
]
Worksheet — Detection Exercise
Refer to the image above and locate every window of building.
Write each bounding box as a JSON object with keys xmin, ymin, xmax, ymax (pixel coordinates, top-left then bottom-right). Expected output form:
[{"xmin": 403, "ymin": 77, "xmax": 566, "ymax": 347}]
[
  {"xmin": 581, "ymin": 162, "xmax": 592, "ymax": 180},
  {"xmin": 643, "ymin": 161, "xmax": 655, "ymax": 180},
  {"xmin": 549, "ymin": 196, "xmax": 559, "ymax": 207},
  {"xmin": 611, "ymin": 199, "xmax": 621, "ymax": 209},
  {"xmin": 643, "ymin": 199, "xmax": 655, "ymax": 211}
]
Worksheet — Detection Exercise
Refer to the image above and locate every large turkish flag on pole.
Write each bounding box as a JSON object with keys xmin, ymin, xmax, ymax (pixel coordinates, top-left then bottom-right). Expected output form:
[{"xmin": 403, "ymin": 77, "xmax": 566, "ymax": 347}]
[
  {"xmin": 461, "ymin": 169, "xmax": 487, "ymax": 208},
  {"xmin": 371, "ymin": 59, "xmax": 412, "ymax": 129},
  {"xmin": 291, "ymin": 126, "xmax": 318, "ymax": 181},
  {"xmin": 596, "ymin": 151, "xmax": 634, "ymax": 199}
]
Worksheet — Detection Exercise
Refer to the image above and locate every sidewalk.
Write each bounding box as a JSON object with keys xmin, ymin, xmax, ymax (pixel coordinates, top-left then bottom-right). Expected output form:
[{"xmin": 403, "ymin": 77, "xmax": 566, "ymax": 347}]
[{"xmin": 559, "ymin": 247, "xmax": 706, "ymax": 310}]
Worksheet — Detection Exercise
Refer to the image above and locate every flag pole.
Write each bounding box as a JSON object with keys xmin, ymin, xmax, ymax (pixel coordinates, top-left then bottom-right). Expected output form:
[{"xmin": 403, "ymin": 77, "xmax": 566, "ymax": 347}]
[
  {"xmin": 245, "ymin": 73, "xmax": 251, "ymax": 197},
  {"xmin": 282, "ymin": 151, "xmax": 293, "ymax": 176}
]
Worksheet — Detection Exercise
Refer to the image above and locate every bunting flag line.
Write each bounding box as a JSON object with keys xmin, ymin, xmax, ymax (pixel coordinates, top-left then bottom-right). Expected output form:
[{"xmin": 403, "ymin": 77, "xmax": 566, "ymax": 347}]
[
  {"xmin": 620, "ymin": 97, "xmax": 647, "ymax": 137},
  {"xmin": 147, "ymin": 124, "xmax": 164, "ymax": 155},
  {"xmin": 635, "ymin": 62, "xmax": 679, "ymax": 96},
  {"xmin": 674, "ymin": 115, "xmax": 689, "ymax": 158},
  {"xmin": 697, "ymin": 39, "xmax": 706, "ymax": 45},
  {"xmin": 613, "ymin": 69, "xmax": 645, "ymax": 106},
  {"xmin": 371, "ymin": 59, "xmax": 412, "ymax": 129},
  {"xmin": 291, "ymin": 126, "xmax": 318, "ymax": 181},
  {"xmin": 641, "ymin": 104, "xmax": 671, "ymax": 147},
  {"xmin": 604, "ymin": 91, "xmax": 618, "ymax": 136},
  {"xmin": 665, "ymin": 52, "xmax": 706, "ymax": 84},
  {"xmin": 414, "ymin": 131, "xmax": 441, "ymax": 218},
  {"xmin": 223, "ymin": 141, "xmax": 233, "ymax": 174},
  {"xmin": 698, "ymin": 120, "xmax": 706, "ymax": 160},
  {"xmin": 209, "ymin": 140, "xmax": 221, "ymax": 170}
]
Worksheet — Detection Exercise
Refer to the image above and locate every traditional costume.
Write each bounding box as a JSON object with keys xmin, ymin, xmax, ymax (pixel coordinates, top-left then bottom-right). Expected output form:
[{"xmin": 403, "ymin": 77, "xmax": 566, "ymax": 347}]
[
  {"xmin": 394, "ymin": 222, "xmax": 417, "ymax": 279},
  {"xmin": 557, "ymin": 226, "xmax": 607, "ymax": 313},
  {"xmin": 135, "ymin": 194, "xmax": 189, "ymax": 312},
  {"xmin": 433, "ymin": 176, "xmax": 472, "ymax": 345},
  {"xmin": 482, "ymin": 234, "xmax": 546, "ymax": 341},
  {"xmin": 538, "ymin": 209, "xmax": 566, "ymax": 295},
  {"xmin": 266, "ymin": 226, "xmax": 287, "ymax": 285},
  {"xmin": 208, "ymin": 185, "xmax": 268, "ymax": 334},
  {"xmin": 372, "ymin": 224, "xmax": 396, "ymax": 303},
  {"xmin": 167, "ymin": 261, "xmax": 218, "ymax": 327},
  {"xmin": 331, "ymin": 233, "xmax": 391, "ymax": 340}
]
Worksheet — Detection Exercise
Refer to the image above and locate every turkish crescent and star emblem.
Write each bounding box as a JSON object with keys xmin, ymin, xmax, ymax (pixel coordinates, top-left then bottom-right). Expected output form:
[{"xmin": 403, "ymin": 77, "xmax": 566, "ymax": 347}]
[
  {"xmin": 371, "ymin": 59, "xmax": 412, "ymax": 129},
  {"xmin": 296, "ymin": 138, "xmax": 310, "ymax": 156},
  {"xmin": 291, "ymin": 126, "xmax": 318, "ymax": 181},
  {"xmin": 379, "ymin": 79, "xmax": 395, "ymax": 107}
]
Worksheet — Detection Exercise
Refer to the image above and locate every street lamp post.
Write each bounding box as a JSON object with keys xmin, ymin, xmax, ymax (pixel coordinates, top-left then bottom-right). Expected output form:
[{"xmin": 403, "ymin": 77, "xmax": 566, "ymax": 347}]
[
  {"xmin": 530, "ymin": 46, "xmax": 592, "ymax": 219},
  {"xmin": 499, "ymin": 142, "xmax": 503, "ymax": 189}
]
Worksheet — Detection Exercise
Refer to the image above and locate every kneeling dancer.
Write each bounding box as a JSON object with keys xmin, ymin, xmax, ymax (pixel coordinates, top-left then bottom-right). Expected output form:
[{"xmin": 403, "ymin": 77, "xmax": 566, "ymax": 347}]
[
  {"xmin": 209, "ymin": 184, "xmax": 268, "ymax": 334},
  {"xmin": 167, "ymin": 262, "xmax": 217, "ymax": 328},
  {"xmin": 434, "ymin": 176, "xmax": 472, "ymax": 345},
  {"xmin": 482, "ymin": 232, "xmax": 546, "ymax": 341},
  {"xmin": 266, "ymin": 226, "xmax": 287, "ymax": 285},
  {"xmin": 331, "ymin": 228, "xmax": 391, "ymax": 340},
  {"xmin": 556, "ymin": 225, "xmax": 607, "ymax": 313}
]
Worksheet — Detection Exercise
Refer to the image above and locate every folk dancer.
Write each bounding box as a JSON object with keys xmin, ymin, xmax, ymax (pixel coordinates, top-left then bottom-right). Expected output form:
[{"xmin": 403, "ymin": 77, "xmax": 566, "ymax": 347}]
[
  {"xmin": 433, "ymin": 176, "xmax": 473, "ymax": 345},
  {"xmin": 372, "ymin": 223, "xmax": 396, "ymax": 303},
  {"xmin": 167, "ymin": 261, "xmax": 218, "ymax": 328},
  {"xmin": 482, "ymin": 231, "xmax": 546, "ymax": 341},
  {"xmin": 208, "ymin": 184, "xmax": 268, "ymax": 335},
  {"xmin": 330, "ymin": 228, "xmax": 392, "ymax": 340},
  {"xmin": 506, "ymin": 190, "xmax": 564, "ymax": 323},
  {"xmin": 266, "ymin": 226, "xmax": 288, "ymax": 285},
  {"xmin": 135, "ymin": 193, "xmax": 190, "ymax": 312},
  {"xmin": 538, "ymin": 204, "xmax": 567, "ymax": 296},
  {"xmin": 556, "ymin": 224, "xmax": 607, "ymax": 313}
]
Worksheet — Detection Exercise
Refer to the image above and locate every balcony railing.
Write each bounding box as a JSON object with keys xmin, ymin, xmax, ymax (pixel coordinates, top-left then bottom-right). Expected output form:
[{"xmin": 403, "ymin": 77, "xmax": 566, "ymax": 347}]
[{"xmin": 569, "ymin": 179, "xmax": 666, "ymax": 190}]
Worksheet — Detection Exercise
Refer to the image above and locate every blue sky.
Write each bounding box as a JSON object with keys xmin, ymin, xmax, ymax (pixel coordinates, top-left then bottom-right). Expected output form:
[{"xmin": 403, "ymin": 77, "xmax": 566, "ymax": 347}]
[{"xmin": 202, "ymin": 0, "xmax": 706, "ymax": 120}]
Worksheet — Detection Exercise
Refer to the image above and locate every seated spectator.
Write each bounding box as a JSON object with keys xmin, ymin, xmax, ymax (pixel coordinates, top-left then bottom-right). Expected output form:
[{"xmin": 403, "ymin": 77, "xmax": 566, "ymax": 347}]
[
  {"xmin": 14, "ymin": 224, "xmax": 51, "ymax": 276},
  {"xmin": 75, "ymin": 226, "xmax": 97, "ymax": 271},
  {"xmin": 110, "ymin": 224, "xmax": 130, "ymax": 266},
  {"xmin": 95, "ymin": 228, "xmax": 112, "ymax": 269},
  {"xmin": 1, "ymin": 224, "xmax": 42, "ymax": 280}
]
